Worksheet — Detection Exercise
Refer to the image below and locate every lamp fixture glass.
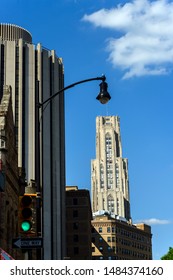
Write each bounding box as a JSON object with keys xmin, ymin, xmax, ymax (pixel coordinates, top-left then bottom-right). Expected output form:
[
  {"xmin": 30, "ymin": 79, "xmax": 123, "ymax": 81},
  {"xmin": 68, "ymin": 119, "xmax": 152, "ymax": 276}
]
[{"xmin": 96, "ymin": 81, "xmax": 111, "ymax": 104}]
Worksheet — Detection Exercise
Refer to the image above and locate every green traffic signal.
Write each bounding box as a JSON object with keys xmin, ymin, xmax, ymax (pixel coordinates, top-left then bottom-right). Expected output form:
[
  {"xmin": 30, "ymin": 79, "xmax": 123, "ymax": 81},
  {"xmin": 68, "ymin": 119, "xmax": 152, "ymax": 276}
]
[
  {"xmin": 19, "ymin": 194, "xmax": 37, "ymax": 234},
  {"xmin": 21, "ymin": 221, "xmax": 32, "ymax": 232}
]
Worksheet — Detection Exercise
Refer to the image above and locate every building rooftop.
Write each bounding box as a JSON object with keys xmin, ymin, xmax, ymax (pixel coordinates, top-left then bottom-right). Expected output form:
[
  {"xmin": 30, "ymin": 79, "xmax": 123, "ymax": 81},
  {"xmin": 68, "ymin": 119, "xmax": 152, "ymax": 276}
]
[{"xmin": 0, "ymin": 23, "xmax": 32, "ymax": 43}]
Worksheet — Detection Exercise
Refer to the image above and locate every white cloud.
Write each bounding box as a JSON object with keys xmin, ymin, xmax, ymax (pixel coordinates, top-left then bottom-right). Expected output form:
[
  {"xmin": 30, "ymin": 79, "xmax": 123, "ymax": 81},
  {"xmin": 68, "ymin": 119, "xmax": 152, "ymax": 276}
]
[
  {"xmin": 82, "ymin": 0, "xmax": 173, "ymax": 79},
  {"xmin": 135, "ymin": 218, "xmax": 172, "ymax": 225}
]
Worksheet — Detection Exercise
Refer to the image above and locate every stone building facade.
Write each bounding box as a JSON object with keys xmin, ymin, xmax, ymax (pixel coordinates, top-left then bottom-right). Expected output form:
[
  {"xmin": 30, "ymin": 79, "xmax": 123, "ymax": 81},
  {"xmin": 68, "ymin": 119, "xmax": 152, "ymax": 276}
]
[
  {"xmin": 91, "ymin": 116, "xmax": 131, "ymax": 220},
  {"xmin": 92, "ymin": 213, "xmax": 152, "ymax": 260},
  {"xmin": 0, "ymin": 23, "xmax": 66, "ymax": 259},
  {"xmin": 0, "ymin": 86, "xmax": 20, "ymax": 259}
]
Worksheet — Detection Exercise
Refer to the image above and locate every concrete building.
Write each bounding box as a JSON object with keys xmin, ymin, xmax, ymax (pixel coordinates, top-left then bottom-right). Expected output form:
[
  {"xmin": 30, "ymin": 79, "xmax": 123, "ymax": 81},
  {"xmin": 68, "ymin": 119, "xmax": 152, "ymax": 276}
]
[
  {"xmin": 0, "ymin": 23, "xmax": 65, "ymax": 259},
  {"xmin": 0, "ymin": 86, "xmax": 20, "ymax": 259},
  {"xmin": 91, "ymin": 212, "xmax": 152, "ymax": 260},
  {"xmin": 91, "ymin": 116, "xmax": 131, "ymax": 221},
  {"xmin": 66, "ymin": 186, "xmax": 92, "ymax": 260}
]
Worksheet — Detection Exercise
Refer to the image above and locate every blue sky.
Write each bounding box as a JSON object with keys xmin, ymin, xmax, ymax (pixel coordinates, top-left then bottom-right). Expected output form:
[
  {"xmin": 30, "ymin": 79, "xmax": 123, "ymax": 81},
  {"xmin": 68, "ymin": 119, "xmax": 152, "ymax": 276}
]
[{"xmin": 1, "ymin": 0, "xmax": 173, "ymax": 260}]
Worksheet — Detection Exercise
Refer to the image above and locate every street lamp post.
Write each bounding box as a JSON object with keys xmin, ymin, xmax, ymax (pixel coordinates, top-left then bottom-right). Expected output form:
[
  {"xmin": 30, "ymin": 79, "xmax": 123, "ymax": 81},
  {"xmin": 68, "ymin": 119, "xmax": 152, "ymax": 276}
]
[{"xmin": 35, "ymin": 75, "xmax": 111, "ymax": 259}]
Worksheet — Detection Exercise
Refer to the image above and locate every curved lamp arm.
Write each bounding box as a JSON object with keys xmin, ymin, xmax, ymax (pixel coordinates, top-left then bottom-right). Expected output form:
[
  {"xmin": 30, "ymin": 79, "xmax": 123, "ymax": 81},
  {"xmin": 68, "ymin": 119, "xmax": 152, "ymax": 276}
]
[{"xmin": 39, "ymin": 75, "xmax": 110, "ymax": 107}]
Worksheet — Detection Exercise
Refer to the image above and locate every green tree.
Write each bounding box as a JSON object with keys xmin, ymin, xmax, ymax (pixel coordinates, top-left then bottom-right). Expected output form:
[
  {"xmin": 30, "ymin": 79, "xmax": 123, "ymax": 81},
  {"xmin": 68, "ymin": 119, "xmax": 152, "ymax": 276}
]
[{"xmin": 161, "ymin": 247, "xmax": 173, "ymax": 260}]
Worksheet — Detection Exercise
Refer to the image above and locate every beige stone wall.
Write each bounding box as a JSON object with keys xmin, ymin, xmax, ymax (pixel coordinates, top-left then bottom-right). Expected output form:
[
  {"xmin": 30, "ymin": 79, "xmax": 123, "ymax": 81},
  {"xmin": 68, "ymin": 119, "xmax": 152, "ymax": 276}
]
[
  {"xmin": 91, "ymin": 116, "xmax": 131, "ymax": 220},
  {"xmin": 91, "ymin": 214, "xmax": 152, "ymax": 260}
]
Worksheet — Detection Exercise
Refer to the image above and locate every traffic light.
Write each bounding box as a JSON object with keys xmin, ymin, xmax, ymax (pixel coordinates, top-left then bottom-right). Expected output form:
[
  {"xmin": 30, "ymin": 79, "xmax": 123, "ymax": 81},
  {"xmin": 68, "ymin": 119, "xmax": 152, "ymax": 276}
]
[{"xmin": 18, "ymin": 194, "xmax": 37, "ymax": 235}]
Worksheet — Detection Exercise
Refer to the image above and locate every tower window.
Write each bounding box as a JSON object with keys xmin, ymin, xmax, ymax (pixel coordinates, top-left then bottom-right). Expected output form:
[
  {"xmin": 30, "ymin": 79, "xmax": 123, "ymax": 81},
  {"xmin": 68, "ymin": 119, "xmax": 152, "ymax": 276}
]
[
  {"xmin": 107, "ymin": 236, "xmax": 111, "ymax": 242},
  {"xmin": 98, "ymin": 227, "xmax": 102, "ymax": 233},
  {"xmin": 107, "ymin": 227, "xmax": 111, "ymax": 233}
]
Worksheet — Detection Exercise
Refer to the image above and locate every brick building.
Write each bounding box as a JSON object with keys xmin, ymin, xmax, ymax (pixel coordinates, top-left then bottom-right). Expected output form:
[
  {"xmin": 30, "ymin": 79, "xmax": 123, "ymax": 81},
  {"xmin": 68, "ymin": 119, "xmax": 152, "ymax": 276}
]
[
  {"xmin": 66, "ymin": 186, "xmax": 92, "ymax": 259},
  {"xmin": 0, "ymin": 86, "xmax": 20, "ymax": 259}
]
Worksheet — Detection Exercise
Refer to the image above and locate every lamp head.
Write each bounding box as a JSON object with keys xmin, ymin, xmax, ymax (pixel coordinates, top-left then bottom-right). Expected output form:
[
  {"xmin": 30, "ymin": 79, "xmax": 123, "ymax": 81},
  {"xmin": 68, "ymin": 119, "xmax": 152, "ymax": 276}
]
[{"xmin": 96, "ymin": 80, "xmax": 111, "ymax": 104}]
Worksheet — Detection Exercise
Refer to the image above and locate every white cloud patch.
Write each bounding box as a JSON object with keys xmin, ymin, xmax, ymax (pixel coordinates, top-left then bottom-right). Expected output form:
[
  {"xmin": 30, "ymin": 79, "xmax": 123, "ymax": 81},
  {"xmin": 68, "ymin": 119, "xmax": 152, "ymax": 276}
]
[
  {"xmin": 135, "ymin": 218, "xmax": 172, "ymax": 225},
  {"xmin": 82, "ymin": 0, "xmax": 173, "ymax": 79}
]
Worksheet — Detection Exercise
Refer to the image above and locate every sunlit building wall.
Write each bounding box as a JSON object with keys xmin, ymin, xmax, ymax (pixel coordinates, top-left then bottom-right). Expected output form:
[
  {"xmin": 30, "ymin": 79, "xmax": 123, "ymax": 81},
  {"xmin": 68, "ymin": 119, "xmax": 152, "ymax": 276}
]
[
  {"xmin": 91, "ymin": 116, "xmax": 131, "ymax": 221},
  {"xmin": 0, "ymin": 23, "xmax": 65, "ymax": 259},
  {"xmin": 92, "ymin": 213, "xmax": 152, "ymax": 260}
]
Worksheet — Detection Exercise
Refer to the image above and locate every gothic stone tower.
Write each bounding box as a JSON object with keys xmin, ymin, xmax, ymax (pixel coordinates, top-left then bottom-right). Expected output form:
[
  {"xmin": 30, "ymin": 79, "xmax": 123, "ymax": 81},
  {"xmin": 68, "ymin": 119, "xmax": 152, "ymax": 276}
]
[{"xmin": 91, "ymin": 116, "xmax": 131, "ymax": 221}]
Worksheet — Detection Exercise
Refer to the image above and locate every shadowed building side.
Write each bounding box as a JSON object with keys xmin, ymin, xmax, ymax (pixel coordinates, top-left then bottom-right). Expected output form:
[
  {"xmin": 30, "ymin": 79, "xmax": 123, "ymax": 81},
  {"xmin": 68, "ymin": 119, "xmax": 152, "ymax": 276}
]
[{"xmin": 0, "ymin": 86, "xmax": 20, "ymax": 259}]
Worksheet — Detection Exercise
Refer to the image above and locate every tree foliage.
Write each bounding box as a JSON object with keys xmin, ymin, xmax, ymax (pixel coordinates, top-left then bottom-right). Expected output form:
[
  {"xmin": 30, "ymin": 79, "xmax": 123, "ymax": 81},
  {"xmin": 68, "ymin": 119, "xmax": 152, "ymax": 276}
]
[{"xmin": 161, "ymin": 247, "xmax": 173, "ymax": 260}]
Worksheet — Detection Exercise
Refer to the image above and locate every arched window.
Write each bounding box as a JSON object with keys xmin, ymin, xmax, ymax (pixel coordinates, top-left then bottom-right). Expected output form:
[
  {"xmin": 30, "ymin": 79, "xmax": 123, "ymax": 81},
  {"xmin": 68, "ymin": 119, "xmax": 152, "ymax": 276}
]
[
  {"xmin": 115, "ymin": 163, "xmax": 120, "ymax": 187},
  {"xmin": 105, "ymin": 133, "xmax": 112, "ymax": 161},
  {"xmin": 100, "ymin": 163, "xmax": 104, "ymax": 189},
  {"xmin": 103, "ymin": 198, "xmax": 105, "ymax": 210},
  {"xmin": 117, "ymin": 198, "xmax": 119, "ymax": 215},
  {"xmin": 105, "ymin": 133, "xmax": 113, "ymax": 189},
  {"xmin": 107, "ymin": 195, "xmax": 114, "ymax": 213}
]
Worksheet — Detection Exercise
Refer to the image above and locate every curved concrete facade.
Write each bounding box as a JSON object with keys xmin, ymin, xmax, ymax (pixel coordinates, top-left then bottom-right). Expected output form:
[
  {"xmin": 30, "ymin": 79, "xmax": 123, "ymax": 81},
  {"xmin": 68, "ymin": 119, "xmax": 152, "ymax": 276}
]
[
  {"xmin": 0, "ymin": 24, "xmax": 65, "ymax": 260},
  {"xmin": 0, "ymin": 23, "xmax": 32, "ymax": 43}
]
